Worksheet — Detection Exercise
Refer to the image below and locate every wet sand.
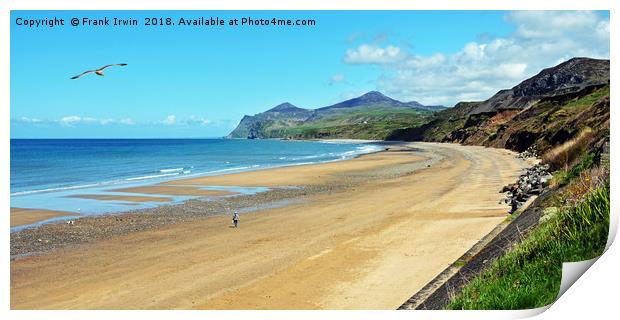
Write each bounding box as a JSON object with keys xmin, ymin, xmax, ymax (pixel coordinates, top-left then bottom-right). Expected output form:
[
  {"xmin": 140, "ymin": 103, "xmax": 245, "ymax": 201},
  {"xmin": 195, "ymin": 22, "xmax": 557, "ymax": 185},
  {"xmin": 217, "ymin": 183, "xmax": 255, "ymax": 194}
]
[
  {"xmin": 11, "ymin": 181, "xmax": 236, "ymax": 228},
  {"xmin": 10, "ymin": 208, "xmax": 77, "ymax": 227},
  {"xmin": 164, "ymin": 150, "xmax": 421, "ymax": 187},
  {"xmin": 110, "ymin": 185, "xmax": 235, "ymax": 197},
  {"xmin": 10, "ymin": 142, "xmax": 528, "ymax": 309},
  {"xmin": 67, "ymin": 194, "xmax": 173, "ymax": 203}
]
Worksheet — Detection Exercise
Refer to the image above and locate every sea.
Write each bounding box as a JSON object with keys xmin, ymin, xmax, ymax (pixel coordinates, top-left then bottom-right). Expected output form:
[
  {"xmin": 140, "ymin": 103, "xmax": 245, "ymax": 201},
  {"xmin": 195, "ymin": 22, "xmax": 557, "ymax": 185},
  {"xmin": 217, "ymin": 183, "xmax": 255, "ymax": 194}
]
[{"xmin": 10, "ymin": 139, "xmax": 382, "ymax": 230}]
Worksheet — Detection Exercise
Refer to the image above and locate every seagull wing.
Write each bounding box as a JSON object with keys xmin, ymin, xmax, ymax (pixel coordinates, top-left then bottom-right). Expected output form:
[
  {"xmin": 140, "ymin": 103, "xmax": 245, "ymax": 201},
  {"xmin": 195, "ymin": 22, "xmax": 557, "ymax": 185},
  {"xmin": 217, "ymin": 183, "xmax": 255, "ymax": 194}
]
[
  {"xmin": 97, "ymin": 63, "xmax": 128, "ymax": 71},
  {"xmin": 70, "ymin": 70, "xmax": 96, "ymax": 80}
]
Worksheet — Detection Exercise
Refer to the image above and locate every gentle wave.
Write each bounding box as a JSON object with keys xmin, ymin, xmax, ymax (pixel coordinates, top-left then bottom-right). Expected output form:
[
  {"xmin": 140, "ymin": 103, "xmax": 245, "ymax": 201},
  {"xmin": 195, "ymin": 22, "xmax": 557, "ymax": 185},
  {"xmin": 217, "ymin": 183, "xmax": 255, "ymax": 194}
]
[
  {"xmin": 289, "ymin": 147, "xmax": 378, "ymax": 161},
  {"xmin": 290, "ymin": 153, "xmax": 329, "ymax": 160},
  {"xmin": 204, "ymin": 165, "xmax": 261, "ymax": 175},
  {"xmin": 356, "ymin": 145, "xmax": 382, "ymax": 153},
  {"xmin": 11, "ymin": 172, "xmax": 184, "ymax": 196},
  {"xmin": 12, "ymin": 144, "xmax": 382, "ymax": 197},
  {"xmin": 11, "ymin": 183, "xmax": 105, "ymax": 196},
  {"xmin": 125, "ymin": 172, "xmax": 181, "ymax": 181},
  {"xmin": 11, "ymin": 172, "xmax": 188, "ymax": 196}
]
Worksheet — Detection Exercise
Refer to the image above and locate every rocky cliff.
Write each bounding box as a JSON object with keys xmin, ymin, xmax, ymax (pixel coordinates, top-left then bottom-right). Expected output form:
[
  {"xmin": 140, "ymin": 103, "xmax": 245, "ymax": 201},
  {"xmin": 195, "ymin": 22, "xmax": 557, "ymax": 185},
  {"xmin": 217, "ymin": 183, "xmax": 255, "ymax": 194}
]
[{"xmin": 388, "ymin": 57, "xmax": 610, "ymax": 156}]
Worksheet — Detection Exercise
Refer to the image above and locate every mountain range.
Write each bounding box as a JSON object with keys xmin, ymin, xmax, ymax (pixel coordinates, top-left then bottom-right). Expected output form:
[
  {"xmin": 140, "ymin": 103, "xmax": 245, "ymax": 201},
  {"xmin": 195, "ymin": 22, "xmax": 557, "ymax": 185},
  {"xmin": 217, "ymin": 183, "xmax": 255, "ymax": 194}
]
[
  {"xmin": 228, "ymin": 91, "xmax": 445, "ymax": 139},
  {"xmin": 228, "ymin": 57, "xmax": 609, "ymax": 156}
]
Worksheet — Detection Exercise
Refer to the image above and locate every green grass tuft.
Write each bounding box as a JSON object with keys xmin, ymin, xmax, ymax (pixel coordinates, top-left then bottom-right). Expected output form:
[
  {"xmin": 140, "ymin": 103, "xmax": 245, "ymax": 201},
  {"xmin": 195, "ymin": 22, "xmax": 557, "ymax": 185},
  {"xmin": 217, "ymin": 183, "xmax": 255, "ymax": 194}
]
[
  {"xmin": 563, "ymin": 86, "xmax": 610, "ymax": 110},
  {"xmin": 448, "ymin": 183, "xmax": 609, "ymax": 310},
  {"xmin": 551, "ymin": 152, "xmax": 597, "ymax": 187}
]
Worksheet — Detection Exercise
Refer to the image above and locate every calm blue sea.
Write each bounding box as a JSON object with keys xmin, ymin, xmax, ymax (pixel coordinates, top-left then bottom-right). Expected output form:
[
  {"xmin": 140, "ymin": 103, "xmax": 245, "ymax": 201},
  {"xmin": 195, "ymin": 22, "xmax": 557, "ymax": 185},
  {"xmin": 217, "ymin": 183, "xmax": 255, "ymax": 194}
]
[{"xmin": 10, "ymin": 139, "xmax": 381, "ymax": 229}]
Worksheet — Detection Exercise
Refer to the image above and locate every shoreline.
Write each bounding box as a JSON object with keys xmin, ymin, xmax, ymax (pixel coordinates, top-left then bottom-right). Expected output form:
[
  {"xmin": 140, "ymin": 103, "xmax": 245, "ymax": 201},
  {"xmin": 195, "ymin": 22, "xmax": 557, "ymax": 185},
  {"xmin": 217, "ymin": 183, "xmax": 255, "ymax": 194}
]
[
  {"xmin": 10, "ymin": 208, "xmax": 79, "ymax": 228},
  {"xmin": 11, "ymin": 142, "xmax": 529, "ymax": 309},
  {"xmin": 10, "ymin": 140, "xmax": 386, "ymax": 229},
  {"xmin": 10, "ymin": 143, "xmax": 416, "ymax": 256}
]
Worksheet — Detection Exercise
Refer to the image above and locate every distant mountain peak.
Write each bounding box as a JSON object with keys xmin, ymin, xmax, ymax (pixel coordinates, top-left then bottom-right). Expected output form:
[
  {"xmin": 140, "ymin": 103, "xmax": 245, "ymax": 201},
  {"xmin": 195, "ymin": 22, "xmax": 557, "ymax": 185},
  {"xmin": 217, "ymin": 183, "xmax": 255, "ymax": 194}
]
[
  {"xmin": 360, "ymin": 91, "xmax": 387, "ymax": 98},
  {"xmin": 355, "ymin": 91, "xmax": 396, "ymax": 103},
  {"xmin": 266, "ymin": 102, "xmax": 307, "ymax": 113},
  {"xmin": 320, "ymin": 91, "xmax": 403, "ymax": 110}
]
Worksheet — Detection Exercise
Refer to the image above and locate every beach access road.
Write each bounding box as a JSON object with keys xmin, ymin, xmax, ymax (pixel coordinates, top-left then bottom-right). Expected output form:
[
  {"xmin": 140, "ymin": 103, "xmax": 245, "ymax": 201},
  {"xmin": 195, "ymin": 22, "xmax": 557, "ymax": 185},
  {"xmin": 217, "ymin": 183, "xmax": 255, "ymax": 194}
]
[{"xmin": 11, "ymin": 142, "xmax": 528, "ymax": 309}]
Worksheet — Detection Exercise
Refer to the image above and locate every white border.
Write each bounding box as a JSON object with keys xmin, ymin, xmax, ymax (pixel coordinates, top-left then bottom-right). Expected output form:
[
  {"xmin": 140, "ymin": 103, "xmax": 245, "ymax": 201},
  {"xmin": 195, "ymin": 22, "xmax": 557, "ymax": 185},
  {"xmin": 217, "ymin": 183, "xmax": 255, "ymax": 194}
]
[{"xmin": 2, "ymin": 1, "xmax": 617, "ymax": 320}]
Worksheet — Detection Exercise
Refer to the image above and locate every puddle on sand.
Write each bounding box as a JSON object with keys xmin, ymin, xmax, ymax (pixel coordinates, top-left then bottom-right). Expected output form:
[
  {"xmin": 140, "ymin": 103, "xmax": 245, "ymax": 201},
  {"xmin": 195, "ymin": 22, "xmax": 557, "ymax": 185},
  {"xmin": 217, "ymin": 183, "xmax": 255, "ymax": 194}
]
[{"xmin": 10, "ymin": 184, "xmax": 274, "ymax": 232}]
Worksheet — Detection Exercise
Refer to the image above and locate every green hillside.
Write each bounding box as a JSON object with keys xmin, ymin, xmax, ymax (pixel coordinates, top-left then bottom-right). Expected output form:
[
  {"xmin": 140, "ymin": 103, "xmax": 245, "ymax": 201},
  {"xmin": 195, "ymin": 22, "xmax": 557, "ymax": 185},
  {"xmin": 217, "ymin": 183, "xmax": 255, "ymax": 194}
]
[
  {"xmin": 228, "ymin": 91, "xmax": 442, "ymax": 140},
  {"xmin": 265, "ymin": 107, "xmax": 433, "ymax": 140},
  {"xmin": 388, "ymin": 58, "xmax": 610, "ymax": 157}
]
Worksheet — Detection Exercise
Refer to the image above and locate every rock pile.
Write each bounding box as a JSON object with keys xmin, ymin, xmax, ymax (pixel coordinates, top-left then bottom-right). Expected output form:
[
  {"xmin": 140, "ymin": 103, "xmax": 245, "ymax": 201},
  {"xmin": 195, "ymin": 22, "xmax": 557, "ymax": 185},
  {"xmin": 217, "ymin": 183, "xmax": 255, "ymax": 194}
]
[
  {"xmin": 516, "ymin": 146, "xmax": 539, "ymax": 159},
  {"xmin": 501, "ymin": 163, "xmax": 552, "ymax": 213}
]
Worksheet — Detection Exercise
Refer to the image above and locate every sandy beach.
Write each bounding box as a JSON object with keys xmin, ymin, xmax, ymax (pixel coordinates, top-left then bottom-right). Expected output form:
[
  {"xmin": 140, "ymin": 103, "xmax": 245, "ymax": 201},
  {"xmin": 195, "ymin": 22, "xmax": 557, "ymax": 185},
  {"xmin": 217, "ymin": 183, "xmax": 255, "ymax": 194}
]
[
  {"xmin": 10, "ymin": 187, "xmax": 237, "ymax": 229},
  {"xmin": 10, "ymin": 142, "xmax": 528, "ymax": 309},
  {"xmin": 10, "ymin": 208, "xmax": 77, "ymax": 227}
]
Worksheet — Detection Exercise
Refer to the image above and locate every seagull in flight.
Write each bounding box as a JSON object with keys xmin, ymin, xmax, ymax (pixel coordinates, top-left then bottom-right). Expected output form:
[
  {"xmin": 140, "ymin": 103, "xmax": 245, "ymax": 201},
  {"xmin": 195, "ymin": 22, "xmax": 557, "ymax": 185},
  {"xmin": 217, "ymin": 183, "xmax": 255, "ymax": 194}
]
[{"xmin": 70, "ymin": 63, "xmax": 128, "ymax": 79}]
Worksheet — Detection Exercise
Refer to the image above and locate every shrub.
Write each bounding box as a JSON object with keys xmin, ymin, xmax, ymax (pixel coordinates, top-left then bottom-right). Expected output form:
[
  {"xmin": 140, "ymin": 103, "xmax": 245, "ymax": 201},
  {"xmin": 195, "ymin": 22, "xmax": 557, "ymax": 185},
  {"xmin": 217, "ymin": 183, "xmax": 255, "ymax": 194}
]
[{"xmin": 543, "ymin": 127, "xmax": 594, "ymax": 171}]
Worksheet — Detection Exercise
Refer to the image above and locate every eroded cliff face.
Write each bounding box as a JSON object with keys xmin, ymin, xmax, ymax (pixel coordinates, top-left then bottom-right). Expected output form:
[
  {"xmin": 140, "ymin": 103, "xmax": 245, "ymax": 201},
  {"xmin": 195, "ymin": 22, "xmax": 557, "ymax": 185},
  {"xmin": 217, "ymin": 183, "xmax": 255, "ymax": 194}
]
[
  {"xmin": 388, "ymin": 58, "xmax": 610, "ymax": 156},
  {"xmin": 469, "ymin": 57, "xmax": 609, "ymax": 115}
]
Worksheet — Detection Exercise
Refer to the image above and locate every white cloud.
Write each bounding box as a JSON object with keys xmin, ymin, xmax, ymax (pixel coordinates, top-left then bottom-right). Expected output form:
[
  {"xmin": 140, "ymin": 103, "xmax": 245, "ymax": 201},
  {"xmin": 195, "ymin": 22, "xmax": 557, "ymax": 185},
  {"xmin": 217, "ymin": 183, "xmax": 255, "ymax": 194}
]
[
  {"xmin": 344, "ymin": 11, "xmax": 609, "ymax": 106},
  {"xmin": 497, "ymin": 63, "xmax": 528, "ymax": 79},
  {"xmin": 119, "ymin": 118, "xmax": 136, "ymax": 125},
  {"xmin": 186, "ymin": 115, "xmax": 211, "ymax": 126},
  {"xmin": 155, "ymin": 114, "xmax": 211, "ymax": 126},
  {"xmin": 507, "ymin": 11, "xmax": 605, "ymax": 39},
  {"xmin": 18, "ymin": 116, "xmax": 42, "ymax": 123},
  {"xmin": 343, "ymin": 44, "xmax": 405, "ymax": 64},
  {"xmin": 99, "ymin": 118, "xmax": 114, "ymax": 125},
  {"xmin": 59, "ymin": 115, "xmax": 84, "ymax": 126},
  {"xmin": 56, "ymin": 116, "xmax": 136, "ymax": 126},
  {"xmin": 162, "ymin": 114, "xmax": 176, "ymax": 125},
  {"xmin": 329, "ymin": 74, "xmax": 346, "ymax": 85},
  {"xmin": 14, "ymin": 115, "xmax": 211, "ymax": 127}
]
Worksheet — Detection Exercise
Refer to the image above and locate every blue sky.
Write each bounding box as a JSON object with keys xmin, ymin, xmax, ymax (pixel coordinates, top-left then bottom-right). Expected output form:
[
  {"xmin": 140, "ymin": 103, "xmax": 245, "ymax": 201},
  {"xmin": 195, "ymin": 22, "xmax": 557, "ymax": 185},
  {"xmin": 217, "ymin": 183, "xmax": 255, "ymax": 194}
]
[{"xmin": 11, "ymin": 11, "xmax": 609, "ymax": 138}]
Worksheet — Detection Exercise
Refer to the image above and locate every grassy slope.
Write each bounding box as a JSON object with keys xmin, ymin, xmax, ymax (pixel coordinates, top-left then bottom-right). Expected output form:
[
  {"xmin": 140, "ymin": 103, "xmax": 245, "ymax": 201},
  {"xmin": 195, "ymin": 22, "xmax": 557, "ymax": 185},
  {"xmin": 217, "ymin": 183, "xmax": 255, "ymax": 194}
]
[
  {"xmin": 479, "ymin": 85, "xmax": 610, "ymax": 152},
  {"xmin": 388, "ymin": 86, "xmax": 610, "ymax": 154},
  {"xmin": 448, "ymin": 155, "xmax": 609, "ymax": 309},
  {"xmin": 387, "ymin": 69, "xmax": 611, "ymax": 310},
  {"xmin": 474, "ymin": 86, "xmax": 608, "ymax": 151},
  {"xmin": 386, "ymin": 102, "xmax": 480, "ymax": 142},
  {"xmin": 419, "ymin": 86, "xmax": 611, "ymax": 310},
  {"xmin": 263, "ymin": 107, "xmax": 433, "ymax": 140}
]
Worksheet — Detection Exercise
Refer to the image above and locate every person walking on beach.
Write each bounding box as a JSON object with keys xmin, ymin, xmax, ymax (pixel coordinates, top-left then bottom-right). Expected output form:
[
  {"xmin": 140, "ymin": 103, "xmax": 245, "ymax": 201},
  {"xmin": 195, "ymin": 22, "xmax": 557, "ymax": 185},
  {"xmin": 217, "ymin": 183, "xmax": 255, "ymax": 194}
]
[{"xmin": 232, "ymin": 211, "xmax": 240, "ymax": 228}]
